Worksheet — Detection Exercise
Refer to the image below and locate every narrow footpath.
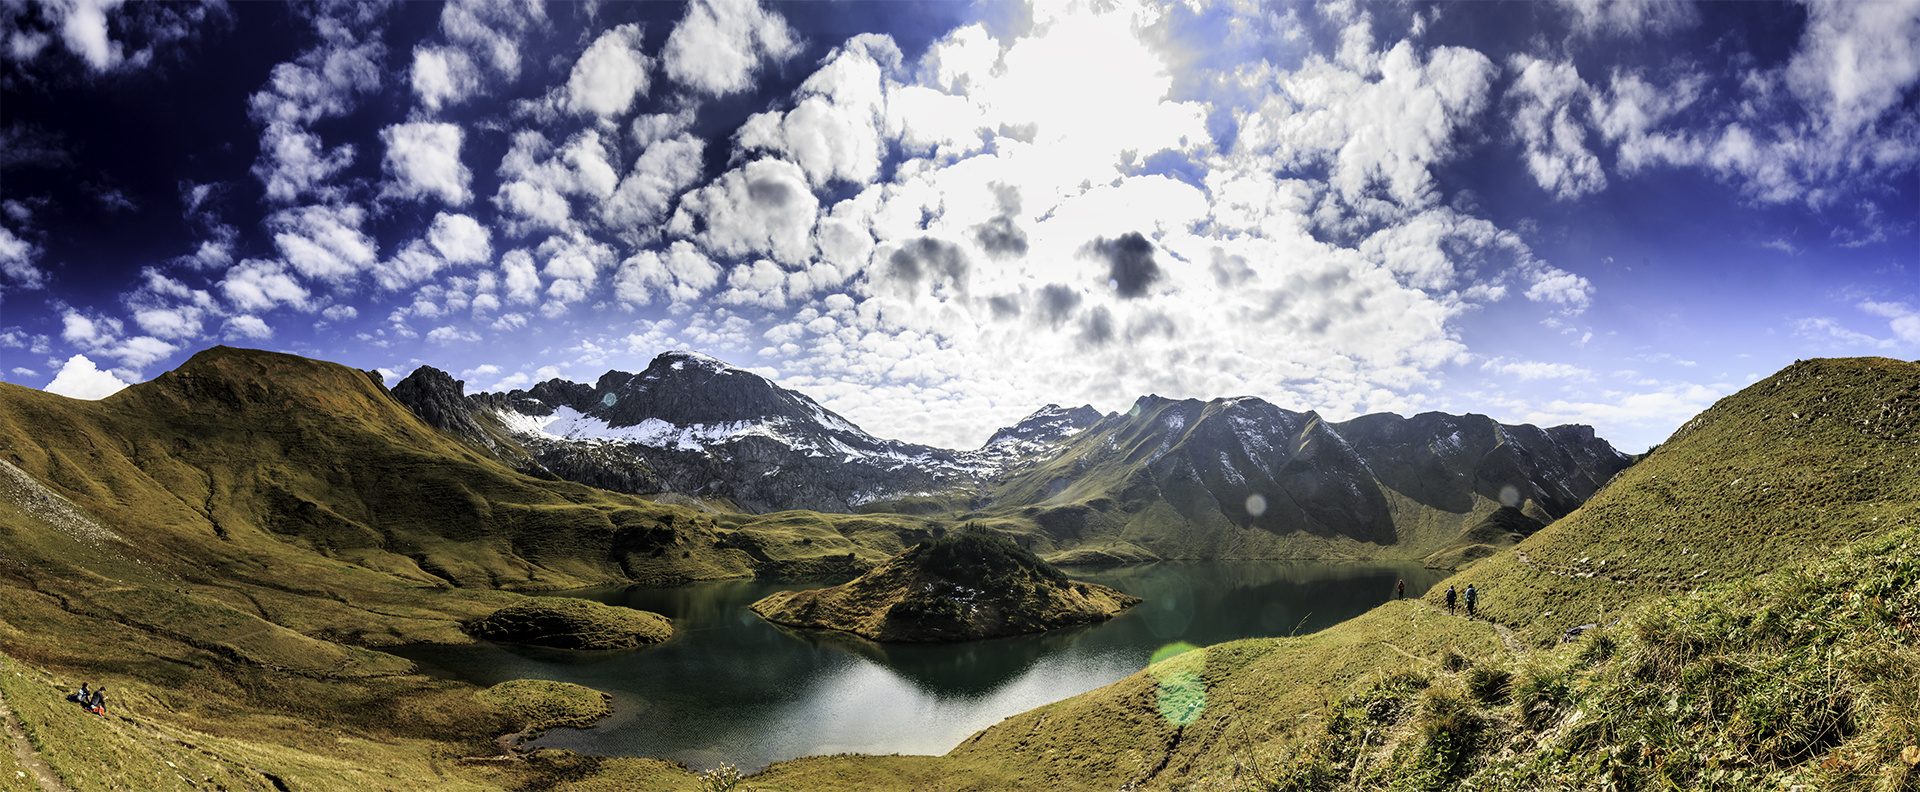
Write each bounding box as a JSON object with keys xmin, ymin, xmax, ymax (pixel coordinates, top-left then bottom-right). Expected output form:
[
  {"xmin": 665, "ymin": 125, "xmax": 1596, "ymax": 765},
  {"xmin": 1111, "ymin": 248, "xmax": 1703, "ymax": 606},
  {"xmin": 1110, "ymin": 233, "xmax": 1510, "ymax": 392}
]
[{"xmin": 0, "ymin": 679, "xmax": 70, "ymax": 792}]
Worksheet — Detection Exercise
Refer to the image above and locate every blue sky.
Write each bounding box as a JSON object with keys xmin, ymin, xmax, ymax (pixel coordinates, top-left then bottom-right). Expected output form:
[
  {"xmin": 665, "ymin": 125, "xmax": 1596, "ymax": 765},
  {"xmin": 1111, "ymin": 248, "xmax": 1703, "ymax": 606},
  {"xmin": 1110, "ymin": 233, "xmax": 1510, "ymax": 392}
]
[{"xmin": 2, "ymin": 0, "xmax": 1915, "ymax": 454}]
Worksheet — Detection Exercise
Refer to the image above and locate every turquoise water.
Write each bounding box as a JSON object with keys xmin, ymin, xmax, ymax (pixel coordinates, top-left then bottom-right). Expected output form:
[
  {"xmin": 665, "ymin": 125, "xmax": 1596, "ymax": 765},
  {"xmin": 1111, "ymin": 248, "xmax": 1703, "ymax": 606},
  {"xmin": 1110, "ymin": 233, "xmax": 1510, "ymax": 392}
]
[{"xmin": 391, "ymin": 561, "xmax": 1445, "ymax": 771}]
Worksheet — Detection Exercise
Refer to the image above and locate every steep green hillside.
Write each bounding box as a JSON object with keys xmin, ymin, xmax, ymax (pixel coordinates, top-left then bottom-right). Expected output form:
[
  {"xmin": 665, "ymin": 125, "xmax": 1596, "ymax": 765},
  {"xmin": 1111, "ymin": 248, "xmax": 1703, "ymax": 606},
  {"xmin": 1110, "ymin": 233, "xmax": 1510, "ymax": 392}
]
[{"xmin": 1447, "ymin": 356, "xmax": 1920, "ymax": 645}]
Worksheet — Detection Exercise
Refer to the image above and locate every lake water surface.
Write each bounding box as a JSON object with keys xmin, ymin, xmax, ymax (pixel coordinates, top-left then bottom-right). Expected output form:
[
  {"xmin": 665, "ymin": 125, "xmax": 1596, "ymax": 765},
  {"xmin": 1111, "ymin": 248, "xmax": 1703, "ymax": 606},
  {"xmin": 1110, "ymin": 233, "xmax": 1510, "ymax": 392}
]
[{"xmin": 393, "ymin": 561, "xmax": 1445, "ymax": 771}]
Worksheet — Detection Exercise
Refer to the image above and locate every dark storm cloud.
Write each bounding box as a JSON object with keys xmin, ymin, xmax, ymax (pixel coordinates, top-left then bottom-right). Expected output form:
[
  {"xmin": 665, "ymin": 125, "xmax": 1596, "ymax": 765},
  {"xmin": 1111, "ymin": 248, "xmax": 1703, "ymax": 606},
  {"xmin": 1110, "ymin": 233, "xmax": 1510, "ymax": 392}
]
[
  {"xmin": 1128, "ymin": 311, "xmax": 1177, "ymax": 341},
  {"xmin": 888, "ymin": 236, "xmax": 970, "ymax": 297},
  {"xmin": 1079, "ymin": 305, "xmax": 1113, "ymax": 346},
  {"xmin": 1085, "ymin": 231, "xmax": 1160, "ymax": 299},
  {"xmin": 971, "ymin": 182, "xmax": 1028, "ymax": 258},
  {"xmin": 1209, "ymin": 247, "xmax": 1255, "ymax": 288},
  {"xmin": 987, "ymin": 294, "xmax": 1021, "ymax": 319},
  {"xmin": 1037, "ymin": 283, "xmax": 1080, "ymax": 327},
  {"xmin": 748, "ymin": 176, "xmax": 796, "ymax": 208}
]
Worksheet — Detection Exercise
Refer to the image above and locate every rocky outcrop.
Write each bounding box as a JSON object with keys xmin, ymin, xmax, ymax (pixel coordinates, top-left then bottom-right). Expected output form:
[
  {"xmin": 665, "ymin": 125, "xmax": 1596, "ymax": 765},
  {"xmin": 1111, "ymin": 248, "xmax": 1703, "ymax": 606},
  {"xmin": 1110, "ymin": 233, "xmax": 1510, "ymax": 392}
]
[{"xmin": 750, "ymin": 526, "xmax": 1140, "ymax": 642}]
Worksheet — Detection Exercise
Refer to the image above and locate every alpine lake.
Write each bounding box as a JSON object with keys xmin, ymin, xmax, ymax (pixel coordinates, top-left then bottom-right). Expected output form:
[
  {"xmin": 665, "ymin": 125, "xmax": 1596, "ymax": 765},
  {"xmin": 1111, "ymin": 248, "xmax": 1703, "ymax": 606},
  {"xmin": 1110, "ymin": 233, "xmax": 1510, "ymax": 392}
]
[{"xmin": 392, "ymin": 561, "xmax": 1447, "ymax": 772}]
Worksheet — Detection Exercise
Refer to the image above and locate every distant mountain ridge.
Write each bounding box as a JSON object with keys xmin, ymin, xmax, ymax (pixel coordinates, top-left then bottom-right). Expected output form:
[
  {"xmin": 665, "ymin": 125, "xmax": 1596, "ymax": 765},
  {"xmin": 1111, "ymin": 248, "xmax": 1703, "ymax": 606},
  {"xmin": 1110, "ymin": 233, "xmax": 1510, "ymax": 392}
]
[{"xmin": 395, "ymin": 350, "xmax": 1633, "ymax": 563}]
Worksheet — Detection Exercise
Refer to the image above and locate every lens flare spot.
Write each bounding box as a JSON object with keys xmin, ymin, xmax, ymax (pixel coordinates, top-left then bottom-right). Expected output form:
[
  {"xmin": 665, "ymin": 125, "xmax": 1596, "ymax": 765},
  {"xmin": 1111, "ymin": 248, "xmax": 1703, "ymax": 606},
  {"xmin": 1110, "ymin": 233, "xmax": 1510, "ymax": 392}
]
[
  {"xmin": 1150, "ymin": 641, "xmax": 1200, "ymax": 665},
  {"xmin": 601, "ymin": 392, "xmax": 618, "ymax": 407},
  {"xmin": 1244, "ymin": 493, "xmax": 1267, "ymax": 517},
  {"xmin": 1155, "ymin": 670, "xmax": 1205, "ymax": 726},
  {"xmin": 1499, "ymin": 484, "xmax": 1520, "ymax": 508}
]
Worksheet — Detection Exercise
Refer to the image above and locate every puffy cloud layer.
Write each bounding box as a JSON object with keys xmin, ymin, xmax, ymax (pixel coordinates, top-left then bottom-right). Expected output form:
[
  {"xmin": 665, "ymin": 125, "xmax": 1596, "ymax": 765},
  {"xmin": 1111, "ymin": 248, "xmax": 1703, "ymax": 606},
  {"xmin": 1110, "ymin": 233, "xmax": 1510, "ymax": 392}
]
[{"xmin": 12, "ymin": 0, "xmax": 1915, "ymax": 456}]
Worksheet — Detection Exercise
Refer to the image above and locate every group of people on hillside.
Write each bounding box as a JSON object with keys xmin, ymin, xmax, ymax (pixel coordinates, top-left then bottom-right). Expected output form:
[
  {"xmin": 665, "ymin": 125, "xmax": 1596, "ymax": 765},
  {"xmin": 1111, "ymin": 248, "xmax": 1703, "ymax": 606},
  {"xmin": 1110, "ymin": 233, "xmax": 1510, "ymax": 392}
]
[
  {"xmin": 65, "ymin": 682, "xmax": 106, "ymax": 715},
  {"xmin": 1444, "ymin": 584, "xmax": 1479, "ymax": 619},
  {"xmin": 1395, "ymin": 579, "xmax": 1481, "ymax": 620}
]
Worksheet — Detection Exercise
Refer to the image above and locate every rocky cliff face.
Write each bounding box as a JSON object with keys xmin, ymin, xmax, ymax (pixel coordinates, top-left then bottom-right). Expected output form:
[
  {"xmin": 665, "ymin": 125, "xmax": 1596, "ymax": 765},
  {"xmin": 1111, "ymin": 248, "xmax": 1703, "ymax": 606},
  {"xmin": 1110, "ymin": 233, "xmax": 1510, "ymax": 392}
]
[{"xmin": 976, "ymin": 394, "xmax": 1633, "ymax": 559}]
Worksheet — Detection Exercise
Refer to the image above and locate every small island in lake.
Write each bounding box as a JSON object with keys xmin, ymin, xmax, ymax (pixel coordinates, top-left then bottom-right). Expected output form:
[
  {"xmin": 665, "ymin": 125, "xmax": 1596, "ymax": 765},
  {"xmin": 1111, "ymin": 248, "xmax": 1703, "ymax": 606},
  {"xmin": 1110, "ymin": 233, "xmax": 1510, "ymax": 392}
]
[
  {"xmin": 749, "ymin": 524, "xmax": 1142, "ymax": 642},
  {"xmin": 466, "ymin": 597, "xmax": 672, "ymax": 650}
]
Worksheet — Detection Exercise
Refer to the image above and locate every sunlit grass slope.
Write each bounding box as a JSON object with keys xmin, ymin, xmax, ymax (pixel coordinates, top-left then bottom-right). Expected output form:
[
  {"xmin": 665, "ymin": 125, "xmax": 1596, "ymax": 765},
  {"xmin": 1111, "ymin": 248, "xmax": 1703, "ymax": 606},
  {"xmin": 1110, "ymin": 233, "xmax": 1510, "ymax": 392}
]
[
  {"xmin": 1134, "ymin": 524, "xmax": 1920, "ymax": 792},
  {"xmin": 1446, "ymin": 356, "xmax": 1920, "ymax": 645}
]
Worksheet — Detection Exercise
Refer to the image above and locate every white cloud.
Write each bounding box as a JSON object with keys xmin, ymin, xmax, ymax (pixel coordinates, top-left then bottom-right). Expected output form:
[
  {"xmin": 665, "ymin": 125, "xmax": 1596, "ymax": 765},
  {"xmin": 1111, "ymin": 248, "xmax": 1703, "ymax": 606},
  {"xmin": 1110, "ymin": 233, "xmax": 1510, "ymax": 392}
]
[
  {"xmin": 501, "ymin": 248, "xmax": 541, "ymax": 304},
  {"xmin": 1554, "ymin": 0, "xmax": 1699, "ymax": 38},
  {"xmin": 224, "ymin": 315, "xmax": 273, "ymax": 340},
  {"xmin": 220, "ymin": 259, "xmax": 312, "ymax": 313},
  {"xmin": 738, "ymin": 34, "xmax": 900, "ymax": 188},
  {"xmin": 1481, "ymin": 357, "xmax": 1594, "ymax": 381},
  {"xmin": 1785, "ymin": 0, "xmax": 1920, "ymax": 148},
  {"xmin": 613, "ymin": 240, "xmax": 723, "ymax": 307},
  {"xmin": 428, "ymin": 212, "xmax": 492, "ymax": 265},
  {"xmin": 43, "ymin": 354, "xmax": 128, "ymax": 399},
  {"xmin": 669, "ymin": 157, "xmax": 819, "ymax": 267},
  {"xmin": 0, "ymin": 225, "xmax": 45, "ymax": 289},
  {"xmin": 661, "ymin": 0, "xmax": 799, "ymax": 97},
  {"xmin": 438, "ymin": 0, "xmax": 544, "ymax": 79},
  {"xmin": 410, "ymin": 45, "xmax": 481, "ymax": 112},
  {"xmin": 375, "ymin": 241, "xmax": 449, "ymax": 291},
  {"xmin": 380, "ymin": 122, "xmax": 471, "ymax": 205},
  {"xmin": 1591, "ymin": 69, "xmax": 1708, "ymax": 173},
  {"xmin": 565, "ymin": 23, "xmax": 650, "ymax": 119},
  {"xmin": 535, "ymin": 232, "xmax": 616, "ymax": 310},
  {"xmin": 1238, "ymin": 40, "xmax": 1497, "ymax": 216},
  {"xmin": 1507, "ymin": 55, "xmax": 1606, "ymax": 200},
  {"xmin": 269, "ymin": 203, "xmax": 377, "ymax": 281},
  {"xmin": 126, "ymin": 268, "xmax": 219, "ymax": 340},
  {"xmin": 601, "ymin": 133, "xmax": 705, "ymax": 240},
  {"xmin": 493, "ymin": 130, "xmax": 620, "ymax": 236},
  {"xmin": 247, "ymin": 10, "xmax": 384, "ymax": 203},
  {"xmin": 1519, "ymin": 260, "xmax": 1594, "ymax": 313},
  {"xmin": 427, "ymin": 325, "xmax": 481, "ymax": 344},
  {"xmin": 1861, "ymin": 301, "xmax": 1920, "ymax": 346},
  {"xmin": 3, "ymin": 0, "xmax": 223, "ymax": 73},
  {"xmin": 60, "ymin": 309, "xmax": 121, "ymax": 348}
]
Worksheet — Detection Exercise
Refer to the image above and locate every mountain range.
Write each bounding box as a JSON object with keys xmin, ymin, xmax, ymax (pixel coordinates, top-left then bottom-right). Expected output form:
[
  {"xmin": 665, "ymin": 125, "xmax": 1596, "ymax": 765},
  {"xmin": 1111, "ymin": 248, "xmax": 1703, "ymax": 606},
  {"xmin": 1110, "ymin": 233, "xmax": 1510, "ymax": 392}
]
[
  {"xmin": 1, "ymin": 347, "xmax": 1914, "ymax": 790},
  {"xmin": 394, "ymin": 349, "xmax": 1634, "ymax": 566}
]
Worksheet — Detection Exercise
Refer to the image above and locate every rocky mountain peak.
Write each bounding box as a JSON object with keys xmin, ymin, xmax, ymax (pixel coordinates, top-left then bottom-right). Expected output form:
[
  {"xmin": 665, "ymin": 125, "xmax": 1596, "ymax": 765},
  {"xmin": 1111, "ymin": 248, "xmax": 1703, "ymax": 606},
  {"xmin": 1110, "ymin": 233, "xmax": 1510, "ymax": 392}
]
[
  {"xmin": 391, "ymin": 365, "xmax": 491, "ymax": 438},
  {"xmin": 985, "ymin": 404, "xmax": 1105, "ymax": 448},
  {"xmin": 592, "ymin": 351, "xmax": 858, "ymax": 432}
]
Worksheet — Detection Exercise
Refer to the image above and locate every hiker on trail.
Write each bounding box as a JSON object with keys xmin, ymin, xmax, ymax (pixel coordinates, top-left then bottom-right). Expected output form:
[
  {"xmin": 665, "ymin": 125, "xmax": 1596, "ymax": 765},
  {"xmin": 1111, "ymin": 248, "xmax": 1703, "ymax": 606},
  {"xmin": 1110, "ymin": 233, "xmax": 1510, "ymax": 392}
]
[
  {"xmin": 1396, "ymin": 579, "xmax": 1404, "ymax": 599},
  {"xmin": 67, "ymin": 682, "xmax": 90, "ymax": 705},
  {"xmin": 1444, "ymin": 585, "xmax": 1457, "ymax": 614},
  {"xmin": 1465, "ymin": 584, "xmax": 1478, "ymax": 620}
]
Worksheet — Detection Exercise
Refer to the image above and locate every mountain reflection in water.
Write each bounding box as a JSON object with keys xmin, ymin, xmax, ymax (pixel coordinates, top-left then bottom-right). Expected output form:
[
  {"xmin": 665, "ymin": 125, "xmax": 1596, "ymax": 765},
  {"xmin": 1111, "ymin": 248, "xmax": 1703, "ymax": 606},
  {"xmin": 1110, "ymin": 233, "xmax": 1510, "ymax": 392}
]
[{"xmin": 390, "ymin": 561, "xmax": 1444, "ymax": 772}]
